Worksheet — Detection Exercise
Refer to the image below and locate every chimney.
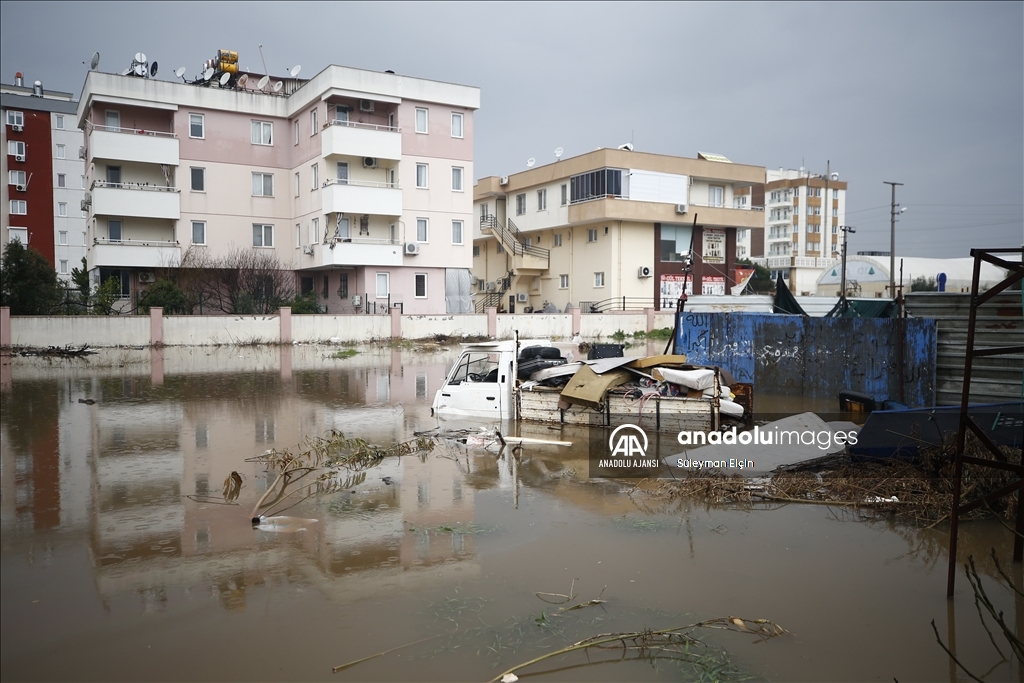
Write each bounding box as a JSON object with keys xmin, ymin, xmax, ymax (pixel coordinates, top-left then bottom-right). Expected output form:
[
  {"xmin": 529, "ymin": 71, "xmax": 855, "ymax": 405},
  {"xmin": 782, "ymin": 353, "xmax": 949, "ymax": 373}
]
[
  {"xmin": 32, "ymin": 80, "xmax": 43, "ymax": 97},
  {"xmin": 15, "ymin": 72, "xmax": 23, "ymax": 87}
]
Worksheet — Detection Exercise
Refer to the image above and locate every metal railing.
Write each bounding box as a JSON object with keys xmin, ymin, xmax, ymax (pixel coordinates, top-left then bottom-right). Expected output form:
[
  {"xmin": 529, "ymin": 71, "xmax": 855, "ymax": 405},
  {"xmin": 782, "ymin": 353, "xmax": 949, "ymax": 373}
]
[
  {"xmin": 325, "ymin": 119, "xmax": 401, "ymax": 133},
  {"xmin": 91, "ymin": 180, "xmax": 179, "ymax": 192},
  {"xmin": 93, "ymin": 237, "xmax": 179, "ymax": 246},
  {"xmin": 87, "ymin": 122, "xmax": 177, "ymax": 138},
  {"xmin": 326, "ymin": 235, "xmax": 400, "ymax": 246},
  {"xmin": 322, "ymin": 178, "xmax": 400, "ymax": 190},
  {"xmin": 579, "ymin": 297, "xmax": 685, "ymax": 313},
  {"xmin": 479, "ymin": 215, "xmax": 549, "ymax": 259},
  {"xmin": 568, "ymin": 193, "xmax": 625, "ymax": 205}
]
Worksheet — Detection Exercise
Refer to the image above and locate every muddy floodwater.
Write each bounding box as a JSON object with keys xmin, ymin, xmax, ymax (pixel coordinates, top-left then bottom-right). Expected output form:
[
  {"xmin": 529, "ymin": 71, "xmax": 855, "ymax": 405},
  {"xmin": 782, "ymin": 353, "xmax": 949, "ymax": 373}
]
[{"xmin": 1, "ymin": 345, "xmax": 1020, "ymax": 682}]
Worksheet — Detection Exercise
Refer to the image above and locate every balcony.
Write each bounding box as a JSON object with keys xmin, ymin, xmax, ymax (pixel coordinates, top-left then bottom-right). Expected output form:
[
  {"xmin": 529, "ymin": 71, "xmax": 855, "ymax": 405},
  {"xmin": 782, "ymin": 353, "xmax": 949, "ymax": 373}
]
[
  {"xmin": 91, "ymin": 238, "xmax": 180, "ymax": 269},
  {"xmin": 89, "ymin": 125, "xmax": 179, "ymax": 166},
  {"xmin": 91, "ymin": 181, "xmax": 180, "ymax": 220},
  {"xmin": 321, "ymin": 179, "xmax": 402, "ymax": 217},
  {"xmin": 322, "ymin": 120, "xmax": 401, "ymax": 162},
  {"xmin": 315, "ymin": 237, "xmax": 403, "ymax": 267}
]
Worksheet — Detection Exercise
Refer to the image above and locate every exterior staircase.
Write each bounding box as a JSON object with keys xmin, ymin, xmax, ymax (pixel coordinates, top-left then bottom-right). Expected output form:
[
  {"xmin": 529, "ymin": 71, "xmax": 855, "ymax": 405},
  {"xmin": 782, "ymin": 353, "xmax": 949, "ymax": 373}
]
[{"xmin": 476, "ymin": 216, "xmax": 550, "ymax": 312}]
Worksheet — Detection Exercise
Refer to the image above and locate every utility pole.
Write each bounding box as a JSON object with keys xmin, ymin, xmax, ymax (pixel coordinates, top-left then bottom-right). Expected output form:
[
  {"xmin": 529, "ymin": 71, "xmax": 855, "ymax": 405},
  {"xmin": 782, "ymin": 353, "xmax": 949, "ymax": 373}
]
[
  {"xmin": 883, "ymin": 181, "xmax": 903, "ymax": 298},
  {"xmin": 839, "ymin": 225, "xmax": 855, "ymax": 313}
]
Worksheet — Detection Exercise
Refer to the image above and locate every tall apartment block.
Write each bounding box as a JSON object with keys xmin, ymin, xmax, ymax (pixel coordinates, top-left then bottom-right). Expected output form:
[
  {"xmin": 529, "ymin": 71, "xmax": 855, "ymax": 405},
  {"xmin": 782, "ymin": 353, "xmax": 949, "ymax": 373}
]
[
  {"xmin": 77, "ymin": 54, "xmax": 479, "ymax": 313},
  {"xmin": 2, "ymin": 73, "xmax": 86, "ymax": 283}
]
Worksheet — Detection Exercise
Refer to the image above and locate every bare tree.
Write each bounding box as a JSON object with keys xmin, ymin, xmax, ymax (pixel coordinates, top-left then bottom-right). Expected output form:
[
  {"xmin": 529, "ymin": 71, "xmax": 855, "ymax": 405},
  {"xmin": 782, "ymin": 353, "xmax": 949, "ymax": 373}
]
[{"xmin": 167, "ymin": 245, "xmax": 296, "ymax": 314}]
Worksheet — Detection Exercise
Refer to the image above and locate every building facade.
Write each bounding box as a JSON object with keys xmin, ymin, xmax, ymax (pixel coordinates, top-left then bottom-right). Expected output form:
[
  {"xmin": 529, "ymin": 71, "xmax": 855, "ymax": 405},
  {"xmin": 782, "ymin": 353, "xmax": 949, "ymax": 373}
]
[
  {"xmin": 2, "ymin": 74, "xmax": 86, "ymax": 283},
  {"xmin": 736, "ymin": 168, "xmax": 848, "ymax": 295},
  {"xmin": 77, "ymin": 59, "xmax": 479, "ymax": 313},
  {"xmin": 472, "ymin": 149, "xmax": 764, "ymax": 313}
]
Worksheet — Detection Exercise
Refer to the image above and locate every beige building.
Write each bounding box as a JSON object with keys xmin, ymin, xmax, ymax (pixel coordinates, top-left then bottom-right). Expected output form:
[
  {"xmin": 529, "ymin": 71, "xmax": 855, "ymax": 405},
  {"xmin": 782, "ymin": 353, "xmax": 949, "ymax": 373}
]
[{"xmin": 472, "ymin": 149, "xmax": 764, "ymax": 313}]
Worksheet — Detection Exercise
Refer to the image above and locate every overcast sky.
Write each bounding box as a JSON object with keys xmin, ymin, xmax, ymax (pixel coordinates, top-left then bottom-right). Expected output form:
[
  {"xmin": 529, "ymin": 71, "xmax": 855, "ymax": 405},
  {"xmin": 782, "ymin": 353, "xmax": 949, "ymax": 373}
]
[{"xmin": 2, "ymin": 1, "xmax": 1021, "ymax": 259}]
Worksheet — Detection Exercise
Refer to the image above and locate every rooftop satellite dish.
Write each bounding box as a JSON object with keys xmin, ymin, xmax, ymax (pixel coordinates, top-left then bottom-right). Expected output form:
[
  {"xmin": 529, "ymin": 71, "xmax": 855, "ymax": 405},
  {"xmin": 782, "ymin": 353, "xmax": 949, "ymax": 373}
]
[
  {"xmin": 122, "ymin": 68, "xmax": 131, "ymax": 76},
  {"xmin": 257, "ymin": 75, "xmax": 270, "ymax": 90},
  {"xmin": 219, "ymin": 71, "xmax": 231, "ymax": 86},
  {"xmin": 272, "ymin": 80, "xmax": 283, "ymax": 93},
  {"xmin": 289, "ymin": 65, "xmax": 301, "ymax": 78},
  {"xmin": 174, "ymin": 66, "xmax": 186, "ymax": 79},
  {"xmin": 149, "ymin": 61, "xmax": 158, "ymax": 77},
  {"xmin": 203, "ymin": 67, "xmax": 214, "ymax": 81},
  {"xmin": 554, "ymin": 147, "xmax": 563, "ymax": 159},
  {"xmin": 237, "ymin": 73, "xmax": 248, "ymax": 88},
  {"xmin": 133, "ymin": 63, "xmax": 146, "ymax": 77},
  {"xmin": 135, "ymin": 52, "xmax": 147, "ymax": 64},
  {"xmin": 526, "ymin": 158, "xmax": 536, "ymax": 168},
  {"xmin": 90, "ymin": 52, "xmax": 100, "ymax": 70}
]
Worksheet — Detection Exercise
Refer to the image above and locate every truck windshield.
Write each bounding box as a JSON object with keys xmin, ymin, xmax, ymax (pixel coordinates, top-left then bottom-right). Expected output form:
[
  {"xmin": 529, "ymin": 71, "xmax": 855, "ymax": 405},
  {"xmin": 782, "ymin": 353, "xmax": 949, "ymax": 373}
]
[{"xmin": 447, "ymin": 352, "xmax": 500, "ymax": 384}]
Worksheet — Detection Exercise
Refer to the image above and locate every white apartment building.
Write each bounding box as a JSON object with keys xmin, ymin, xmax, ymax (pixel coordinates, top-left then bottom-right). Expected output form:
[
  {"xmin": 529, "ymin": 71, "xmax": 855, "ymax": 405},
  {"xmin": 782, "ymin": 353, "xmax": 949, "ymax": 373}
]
[
  {"xmin": 737, "ymin": 168, "xmax": 848, "ymax": 295},
  {"xmin": 77, "ymin": 57, "xmax": 479, "ymax": 314},
  {"xmin": 2, "ymin": 74, "xmax": 87, "ymax": 284}
]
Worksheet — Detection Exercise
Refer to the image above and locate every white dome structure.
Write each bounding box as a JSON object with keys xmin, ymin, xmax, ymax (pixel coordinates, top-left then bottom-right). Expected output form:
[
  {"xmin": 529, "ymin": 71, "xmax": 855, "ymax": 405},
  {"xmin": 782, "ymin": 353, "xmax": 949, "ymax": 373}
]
[{"xmin": 816, "ymin": 255, "xmax": 1010, "ymax": 296}]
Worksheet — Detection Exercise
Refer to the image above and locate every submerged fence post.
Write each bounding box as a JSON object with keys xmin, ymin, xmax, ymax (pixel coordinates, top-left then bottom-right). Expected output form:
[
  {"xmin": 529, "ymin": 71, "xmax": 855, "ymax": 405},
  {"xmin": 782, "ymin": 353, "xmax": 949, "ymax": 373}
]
[
  {"xmin": 390, "ymin": 306, "xmax": 401, "ymax": 339},
  {"xmin": 149, "ymin": 307, "xmax": 163, "ymax": 346}
]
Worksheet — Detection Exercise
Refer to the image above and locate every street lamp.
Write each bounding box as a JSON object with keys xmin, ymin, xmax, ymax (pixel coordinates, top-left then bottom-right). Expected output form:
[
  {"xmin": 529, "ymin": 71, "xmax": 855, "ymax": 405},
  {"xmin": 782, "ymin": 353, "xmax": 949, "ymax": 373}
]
[{"xmin": 839, "ymin": 225, "xmax": 855, "ymax": 312}]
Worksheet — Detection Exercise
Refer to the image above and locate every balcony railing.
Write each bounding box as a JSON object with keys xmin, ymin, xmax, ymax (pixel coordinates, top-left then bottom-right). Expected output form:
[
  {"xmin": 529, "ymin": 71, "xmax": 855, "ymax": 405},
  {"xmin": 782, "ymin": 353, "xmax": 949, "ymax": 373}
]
[
  {"xmin": 87, "ymin": 122, "xmax": 177, "ymax": 138},
  {"xmin": 322, "ymin": 178, "xmax": 400, "ymax": 190},
  {"xmin": 91, "ymin": 180, "xmax": 179, "ymax": 192},
  {"xmin": 93, "ymin": 237, "xmax": 179, "ymax": 246},
  {"xmin": 324, "ymin": 235, "xmax": 400, "ymax": 246},
  {"xmin": 325, "ymin": 120, "xmax": 400, "ymax": 133}
]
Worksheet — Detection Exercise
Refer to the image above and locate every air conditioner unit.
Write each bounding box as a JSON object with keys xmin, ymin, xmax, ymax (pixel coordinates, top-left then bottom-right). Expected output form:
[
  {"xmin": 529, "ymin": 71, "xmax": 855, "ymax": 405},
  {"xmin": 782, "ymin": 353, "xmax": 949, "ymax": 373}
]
[
  {"xmin": 15, "ymin": 184, "xmax": 26, "ymax": 192},
  {"xmin": 80, "ymin": 199, "xmax": 90, "ymax": 212},
  {"xmin": 303, "ymin": 244, "xmax": 314, "ymax": 255},
  {"xmin": 485, "ymin": 281, "xmax": 496, "ymax": 292},
  {"xmin": 499, "ymin": 176, "xmax": 509, "ymax": 186},
  {"xmin": 638, "ymin": 266, "xmax": 652, "ymax": 278},
  {"xmin": 83, "ymin": 192, "xmax": 92, "ymax": 204},
  {"xmin": 138, "ymin": 272, "xmax": 155, "ymax": 284},
  {"xmin": 516, "ymin": 292, "xmax": 529, "ymax": 303},
  {"xmin": 78, "ymin": 146, "xmax": 86, "ymax": 159},
  {"xmin": 15, "ymin": 154, "xmax": 25, "ymax": 162},
  {"xmin": 12, "ymin": 124, "xmax": 23, "ymax": 132},
  {"xmin": 362, "ymin": 157, "xmax": 377, "ymax": 168},
  {"xmin": 675, "ymin": 204, "xmax": 688, "ymax": 214},
  {"xmin": 359, "ymin": 99, "xmax": 375, "ymax": 112},
  {"xmin": 404, "ymin": 242, "xmax": 420, "ymax": 255}
]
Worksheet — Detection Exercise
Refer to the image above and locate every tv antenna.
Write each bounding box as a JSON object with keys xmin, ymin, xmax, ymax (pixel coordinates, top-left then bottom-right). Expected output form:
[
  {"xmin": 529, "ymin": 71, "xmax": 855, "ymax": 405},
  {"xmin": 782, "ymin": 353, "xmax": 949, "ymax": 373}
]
[
  {"xmin": 258, "ymin": 43, "xmax": 270, "ymax": 77},
  {"xmin": 289, "ymin": 65, "xmax": 301, "ymax": 78},
  {"xmin": 526, "ymin": 158, "xmax": 536, "ymax": 168},
  {"xmin": 554, "ymin": 147, "xmax": 563, "ymax": 160}
]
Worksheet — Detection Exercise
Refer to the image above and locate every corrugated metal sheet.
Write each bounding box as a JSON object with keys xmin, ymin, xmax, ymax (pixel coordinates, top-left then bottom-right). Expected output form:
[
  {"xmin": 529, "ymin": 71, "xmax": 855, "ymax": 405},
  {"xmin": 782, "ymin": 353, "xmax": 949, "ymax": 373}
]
[{"xmin": 676, "ymin": 312, "xmax": 936, "ymax": 405}]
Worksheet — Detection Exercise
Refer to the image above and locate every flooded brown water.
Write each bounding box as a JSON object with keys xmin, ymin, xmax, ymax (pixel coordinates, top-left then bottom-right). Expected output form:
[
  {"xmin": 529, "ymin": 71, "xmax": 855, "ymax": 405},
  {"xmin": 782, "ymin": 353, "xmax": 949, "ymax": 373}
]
[{"xmin": 1, "ymin": 345, "xmax": 1020, "ymax": 682}]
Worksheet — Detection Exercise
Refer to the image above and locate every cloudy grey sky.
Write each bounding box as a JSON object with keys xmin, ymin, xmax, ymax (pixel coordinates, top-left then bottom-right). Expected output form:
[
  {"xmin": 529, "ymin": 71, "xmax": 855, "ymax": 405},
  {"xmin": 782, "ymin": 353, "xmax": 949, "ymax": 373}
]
[{"xmin": 2, "ymin": 1, "xmax": 1021, "ymax": 258}]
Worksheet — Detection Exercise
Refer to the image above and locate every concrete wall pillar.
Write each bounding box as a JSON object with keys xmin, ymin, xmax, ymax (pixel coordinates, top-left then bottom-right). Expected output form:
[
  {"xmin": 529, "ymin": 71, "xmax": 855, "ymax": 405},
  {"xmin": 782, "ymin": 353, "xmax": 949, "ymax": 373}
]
[
  {"xmin": 279, "ymin": 307, "xmax": 292, "ymax": 344},
  {"xmin": 150, "ymin": 347, "xmax": 164, "ymax": 386},
  {"xmin": 571, "ymin": 307, "xmax": 581, "ymax": 336},
  {"xmin": 486, "ymin": 307, "xmax": 497, "ymax": 338},
  {"xmin": 645, "ymin": 307, "xmax": 655, "ymax": 333},
  {"xmin": 0, "ymin": 307, "xmax": 10, "ymax": 348},
  {"xmin": 149, "ymin": 307, "xmax": 163, "ymax": 346},
  {"xmin": 390, "ymin": 307, "xmax": 401, "ymax": 338}
]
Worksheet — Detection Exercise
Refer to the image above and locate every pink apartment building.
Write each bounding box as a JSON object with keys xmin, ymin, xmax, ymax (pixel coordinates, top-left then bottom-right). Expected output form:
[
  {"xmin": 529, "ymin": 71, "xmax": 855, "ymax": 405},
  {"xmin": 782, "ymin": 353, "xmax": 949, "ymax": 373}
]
[{"xmin": 76, "ymin": 61, "xmax": 479, "ymax": 314}]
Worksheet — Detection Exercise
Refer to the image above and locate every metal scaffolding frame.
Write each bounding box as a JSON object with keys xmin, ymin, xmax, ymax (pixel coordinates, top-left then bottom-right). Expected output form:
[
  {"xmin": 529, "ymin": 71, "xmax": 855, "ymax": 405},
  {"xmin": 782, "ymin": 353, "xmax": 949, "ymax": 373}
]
[{"xmin": 946, "ymin": 247, "xmax": 1024, "ymax": 597}]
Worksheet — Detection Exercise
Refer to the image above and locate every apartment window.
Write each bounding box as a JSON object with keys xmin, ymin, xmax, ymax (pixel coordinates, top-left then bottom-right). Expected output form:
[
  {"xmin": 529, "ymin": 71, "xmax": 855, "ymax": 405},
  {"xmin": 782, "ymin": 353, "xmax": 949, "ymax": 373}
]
[
  {"xmin": 452, "ymin": 166, "xmax": 463, "ymax": 191},
  {"xmin": 336, "ymin": 161, "xmax": 348, "ymax": 184},
  {"xmin": 191, "ymin": 167, "xmax": 205, "ymax": 192},
  {"xmin": 253, "ymin": 223, "xmax": 273, "ymax": 247},
  {"xmin": 496, "ymin": 242, "xmax": 504, "ymax": 254},
  {"xmin": 334, "ymin": 106, "xmax": 350, "ymax": 124},
  {"xmin": 415, "ymin": 107, "xmax": 428, "ymax": 134},
  {"xmin": 560, "ymin": 184, "xmax": 567, "ymax": 206},
  {"xmin": 293, "ymin": 120, "xmax": 299, "ymax": 145},
  {"xmin": 192, "ymin": 220, "xmax": 206, "ymax": 245},
  {"xmin": 416, "ymin": 218, "xmax": 428, "ymax": 242},
  {"xmin": 251, "ymin": 120, "xmax": 273, "ymax": 145},
  {"xmin": 570, "ymin": 168, "xmax": 623, "ymax": 202},
  {"xmin": 709, "ymin": 185, "xmax": 724, "ymax": 207},
  {"xmin": 832, "ymin": 189, "xmax": 839, "ymax": 199},
  {"xmin": 451, "ymin": 220, "xmax": 463, "ymax": 244},
  {"xmin": 82, "ymin": 231, "xmax": 87, "ymax": 245},
  {"xmin": 108, "ymin": 219, "xmax": 122, "ymax": 241},
  {"xmin": 472, "ymin": 245, "xmax": 480, "ymax": 257},
  {"xmin": 57, "ymin": 173, "xmax": 66, "ymax": 188},
  {"xmin": 311, "ymin": 218, "xmax": 319, "ymax": 244},
  {"xmin": 321, "ymin": 275, "xmax": 328, "ymax": 300},
  {"xmin": 59, "ymin": 231, "xmax": 68, "ymax": 245},
  {"xmin": 295, "ymin": 223, "xmax": 301, "ymax": 247},
  {"xmin": 7, "ymin": 111, "xmax": 24, "ymax": 126},
  {"xmin": 594, "ymin": 272, "xmax": 605, "ymax": 287},
  {"xmin": 10, "ymin": 170, "xmax": 26, "ymax": 186},
  {"xmin": 832, "ymin": 208, "xmax": 838, "ymax": 217},
  {"xmin": 59, "ymin": 259, "xmax": 68, "ymax": 275},
  {"xmin": 10, "ymin": 200, "xmax": 27, "ymax": 215},
  {"xmin": 189, "ymin": 113, "xmax": 204, "ymax": 138},
  {"xmin": 536, "ymin": 188, "xmax": 548, "ymax": 211},
  {"xmin": 8, "ymin": 227, "xmax": 27, "ymax": 244},
  {"xmin": 376, "ymin": 272, "xmax": 389, "ymax": 298},
  {"xmin": 106, "ymin": 166, "xmax": 121, "ymax": 184},
  {"xmin": 587, "ymin": 228, "xmax": 598, "ymax": 242},
  {"xmin": 311, "ymin": 163, "xmax": 319, "ymax": 189},
  {"xmin": 337, "ymin": 273, "xmax": 349, "ymax": 299},
  {"xmin": 294, "ymin": 172, "xmax": 300, "ymax": 197},
  {"xmin": 80, "ymin": 175, "xmax": 86, "ymax": 189},
  {"xmin": 416, "ymin": 163, "xmax": 428, "ymax": 188},
  {"xmin": 415, "ymin": 273, "xmax": 427, "ymax": 298},
  {"xmin": 559, "ymin": 274, "xmax": 569, "ymax": 289},
  {"xmin": 56, "ymin": 144, "xmax": 65, "ymax": 159},
  {"xmin": 516, "ymin": 193, "xmax": 526, "ymax": 215},
  {"xmin": 310, "ymin": 108, "xmax": 318, "ymax": 135},
  {"xmin": 553, "ymin": 233, "xmax": 562, "ymax": 247},
  {"xmin": 58, "ymin": 202, "xmax": 67, "ymax": 217},
  {"xmin": 451, "ymin": 112, "xmax": 463, "ymax": 138},
  {"xmin": 55, "ymin": 115, "xmax": 64, "ymax": 130},
  {"xmin": 8, "ymin": 140, "xmax": 26, "ymax": 157},
  {"xmin": 335, "ymin": 216, "xmax": 350, "ymax": 239},
  {"xmin": 252, "ymin": 173, "xmax": 274, "ymax": 196}
]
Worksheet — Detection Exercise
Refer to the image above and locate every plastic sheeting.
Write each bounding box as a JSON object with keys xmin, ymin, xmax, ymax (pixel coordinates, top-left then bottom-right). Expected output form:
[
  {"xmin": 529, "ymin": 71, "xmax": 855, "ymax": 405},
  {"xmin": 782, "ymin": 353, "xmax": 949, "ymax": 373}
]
[{"xmin": 445, "ymin": 268, "xmax": 474, "ymax": 314}]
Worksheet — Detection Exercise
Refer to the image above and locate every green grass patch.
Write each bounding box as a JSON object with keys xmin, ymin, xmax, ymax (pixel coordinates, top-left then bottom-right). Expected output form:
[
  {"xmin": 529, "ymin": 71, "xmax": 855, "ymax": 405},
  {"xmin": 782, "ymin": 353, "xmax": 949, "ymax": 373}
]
[{"xmin": 328, "ymin": 349, "xmax": 359, "ymax": 360}]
